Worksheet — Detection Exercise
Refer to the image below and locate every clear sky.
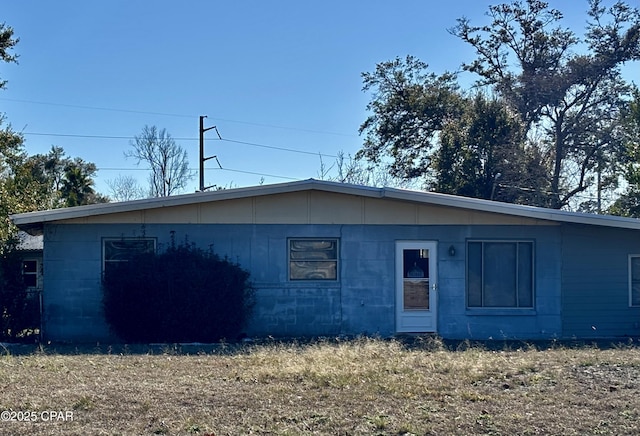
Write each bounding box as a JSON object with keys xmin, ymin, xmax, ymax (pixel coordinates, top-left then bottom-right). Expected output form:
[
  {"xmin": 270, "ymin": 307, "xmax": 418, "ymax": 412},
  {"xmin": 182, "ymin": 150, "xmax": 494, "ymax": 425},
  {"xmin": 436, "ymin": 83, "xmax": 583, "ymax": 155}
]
[{"xmin": 1, "ymin": 1, "xmax": 635, "ymax": 197}]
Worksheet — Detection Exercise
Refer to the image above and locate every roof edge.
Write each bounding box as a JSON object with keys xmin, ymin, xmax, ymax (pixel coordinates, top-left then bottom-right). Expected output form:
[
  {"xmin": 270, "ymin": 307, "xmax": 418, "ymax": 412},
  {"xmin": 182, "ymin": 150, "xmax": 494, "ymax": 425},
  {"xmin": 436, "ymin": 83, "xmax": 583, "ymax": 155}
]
[
  {"xmin": 9, "ymin": 179, "xmax": 382, "ymax": 232},
  {"xmin": 382, "ymin": 187, "xmax": 640, "ymax": 229},
  {"xmin": 10, "ymin": 179, "xmax": 640, "ymax": 232}
]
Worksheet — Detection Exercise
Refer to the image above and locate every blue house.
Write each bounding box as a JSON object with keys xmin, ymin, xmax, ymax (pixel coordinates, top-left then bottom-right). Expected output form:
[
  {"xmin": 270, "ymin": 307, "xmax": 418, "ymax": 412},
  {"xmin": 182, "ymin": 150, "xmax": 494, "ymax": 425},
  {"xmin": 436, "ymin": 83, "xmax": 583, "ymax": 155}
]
[{"xmin": 10, "ymin": 179, "xmax": 640, "ymax": 342}]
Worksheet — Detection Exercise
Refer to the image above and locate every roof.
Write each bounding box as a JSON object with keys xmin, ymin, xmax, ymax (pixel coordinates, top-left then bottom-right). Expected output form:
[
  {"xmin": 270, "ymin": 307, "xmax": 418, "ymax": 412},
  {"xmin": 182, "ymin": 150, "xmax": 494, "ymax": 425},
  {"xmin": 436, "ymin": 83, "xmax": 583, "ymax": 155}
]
[{"xmin": 10, "ymin": 178, "xmax": 640, "ymax": 234}]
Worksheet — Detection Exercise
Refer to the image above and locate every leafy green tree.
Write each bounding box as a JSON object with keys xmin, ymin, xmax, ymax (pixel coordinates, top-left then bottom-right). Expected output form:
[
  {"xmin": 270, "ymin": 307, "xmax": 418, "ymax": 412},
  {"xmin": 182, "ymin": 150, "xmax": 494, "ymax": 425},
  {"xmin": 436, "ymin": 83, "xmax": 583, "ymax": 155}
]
[
  {"xmin": 60, "ymin": 158, "xmax": 108, "ymax": 207},
  {"xmin": 359, "ymin": 1, "xmax": 640, "ymax": 210},
  {"xmin": 19, "ymin": 147, "xmax": 107, "ymax": 208},
  {"xmin": 0, "ymin": 125, "xmax": 42, "ymax": 247},
  {"xmin": 60, "ymin": 162, "xmax": 95, "ymax": 207},
  {"xmin": 0, "ymin": 23, "xmax": 40, "ymax": 340},
  {"xmin": 433, "ymin": 93, "xmax": 549, "ymax": 205},
  {"xmin": 0, "ymin": 22, "xmax": 18, "ymax": 90},
  {"xmin": 358, "ymin": 56, "xmax": 463, "ymax": 181},
  {"xmin": 357, "ymin": 57, "xmax": 546, "ymax": 203},
  {"xmin": 451, "ymin": 0, "xmax": 640, "ymax": 209}
]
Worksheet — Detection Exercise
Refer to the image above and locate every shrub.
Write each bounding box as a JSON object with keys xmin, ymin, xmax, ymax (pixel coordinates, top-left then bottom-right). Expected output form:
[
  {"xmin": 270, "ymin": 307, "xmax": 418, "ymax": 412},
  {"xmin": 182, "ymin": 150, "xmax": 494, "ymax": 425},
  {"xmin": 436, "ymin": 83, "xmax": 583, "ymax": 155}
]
[{"xmin": 103, "ymin": 239, "xmax": 254, "ymax": 343}]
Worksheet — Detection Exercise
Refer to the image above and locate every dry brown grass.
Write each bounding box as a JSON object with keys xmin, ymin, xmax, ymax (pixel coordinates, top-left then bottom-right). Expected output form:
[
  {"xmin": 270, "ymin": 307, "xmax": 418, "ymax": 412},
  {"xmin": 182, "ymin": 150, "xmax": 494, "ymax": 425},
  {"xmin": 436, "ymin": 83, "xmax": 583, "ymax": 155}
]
[{"xmin": 1, "ymin": 337, "xmax": 640, "ymax": 435}]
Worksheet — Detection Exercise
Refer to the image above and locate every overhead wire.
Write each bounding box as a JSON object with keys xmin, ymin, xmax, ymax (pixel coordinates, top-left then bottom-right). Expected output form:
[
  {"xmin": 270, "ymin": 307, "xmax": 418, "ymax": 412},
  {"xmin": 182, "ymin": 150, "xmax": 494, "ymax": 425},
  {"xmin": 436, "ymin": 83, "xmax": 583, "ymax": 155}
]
[
  {"xmin": 0, "ymin": 97, "xmax": 195, "ymax": 119},
  {"xmin": 22, "ymin": 130, "xmax": 622, "ymax": 203},
  {"xmin": 21, "ymin": 132, "xmax": 341, "ymax": 158},
  {"xmin": 5, "ymin": 99, "xmax": 621, "ymax": 204},
  {"xmin": 3, "ymin": 97, "xmax": 348, "ymax": 181},
  {"xmin": 0, "ymin": 97, "xmax": 357, "ymax": 137},
  {"xmin": 99, "ymin": 166, "xmax": 301, "ymax": 181}
]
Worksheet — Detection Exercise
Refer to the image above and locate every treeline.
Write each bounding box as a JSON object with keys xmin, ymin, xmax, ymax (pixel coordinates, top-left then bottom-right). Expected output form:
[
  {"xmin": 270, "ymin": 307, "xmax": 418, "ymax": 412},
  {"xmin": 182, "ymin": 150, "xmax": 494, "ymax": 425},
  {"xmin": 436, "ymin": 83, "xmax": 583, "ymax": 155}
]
[{"xmin": 356, "ymin": 0, "xmax": 640, "ymax": 215}]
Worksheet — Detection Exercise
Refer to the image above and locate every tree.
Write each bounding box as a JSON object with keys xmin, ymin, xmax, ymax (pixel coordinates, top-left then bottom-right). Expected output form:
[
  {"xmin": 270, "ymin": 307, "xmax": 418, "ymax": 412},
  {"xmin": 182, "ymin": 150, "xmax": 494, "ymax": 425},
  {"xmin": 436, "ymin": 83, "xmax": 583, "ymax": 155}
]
[
  {"xmin": 358, "ymin": 56, "xmax": 463, "ymax": 181},
  {"xmin": 127, "ymin": 125, "xmax": 193, "ymax": 197},
  {"xmin": 357, "ymin": 56, "xmax": 546, "ymax": 203},
  {"xmin": 318, "ymin": 151, "xmax": 418, "ymax": 189},
  {"xmin": 432, "ymin": 93, "xmax": 550, "ymax": 205},
  {"xmin": 19, "ymin": 147, "xmax": 107, "ymax": 208},
  {"xmin": 0, "ymin": 25, "xmax": 40, "ymax": 339},
  {"xmin": 359, "ymin": 1, "xmax": 640, "ymax": 210},
  {"xmin": 451, "ymin": 0, "xmax": 640, "ymax": 209},
  {"xmin": 608, "ymin": 87, "xmax": 640, "ymax": 216},
  {"xmin": 106, "ymin": 174, "xmax": 146, "ymax": 202},
  {"xmin": 0, "ymin": 22, "xmax": 18, "ymax": 90},
  {"xmin": 0, "ymin": 22, "xmax": 21, "ymax": 245},
  {"xmin": 0, "ymin": 124, "xmax": 39, "ymax": 247},
  {"xmin": 60, "ymin": 159, "xmax": 106, "ymax": 207}
]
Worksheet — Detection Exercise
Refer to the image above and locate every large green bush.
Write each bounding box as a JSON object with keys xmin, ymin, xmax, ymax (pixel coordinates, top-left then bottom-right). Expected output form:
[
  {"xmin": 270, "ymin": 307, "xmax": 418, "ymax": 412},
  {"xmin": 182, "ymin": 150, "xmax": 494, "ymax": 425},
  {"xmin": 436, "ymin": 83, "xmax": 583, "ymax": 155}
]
[{"xmin": 103, "ymin": 239, "xmax": 254, "ymax": 343}]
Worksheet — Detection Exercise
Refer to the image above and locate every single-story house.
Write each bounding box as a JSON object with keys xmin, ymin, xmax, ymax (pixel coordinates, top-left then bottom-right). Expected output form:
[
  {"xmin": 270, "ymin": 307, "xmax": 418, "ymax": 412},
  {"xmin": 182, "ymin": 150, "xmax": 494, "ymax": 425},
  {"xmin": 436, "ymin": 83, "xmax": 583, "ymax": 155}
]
[{"xmin": 10, "ymin": 178, "xmax": 640, "ymax": 342}]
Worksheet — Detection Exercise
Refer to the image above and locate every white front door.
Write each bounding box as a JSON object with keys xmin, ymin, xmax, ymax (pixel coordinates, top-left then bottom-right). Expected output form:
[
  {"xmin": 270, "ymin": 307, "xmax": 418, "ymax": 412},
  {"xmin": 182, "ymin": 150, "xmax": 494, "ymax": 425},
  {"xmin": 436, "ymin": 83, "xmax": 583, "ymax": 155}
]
[{"xmin": 395, "ymin": 241, "xmax": 438, "ymax": 333}]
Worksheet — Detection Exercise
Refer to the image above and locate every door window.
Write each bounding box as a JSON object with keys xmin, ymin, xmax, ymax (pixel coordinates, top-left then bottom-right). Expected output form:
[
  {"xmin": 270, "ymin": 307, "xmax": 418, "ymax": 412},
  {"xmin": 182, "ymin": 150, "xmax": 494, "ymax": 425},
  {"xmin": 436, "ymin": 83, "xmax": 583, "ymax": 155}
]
[{"xmin": 402, "ymin": 249, "xmax": 430, "ymax": 310}]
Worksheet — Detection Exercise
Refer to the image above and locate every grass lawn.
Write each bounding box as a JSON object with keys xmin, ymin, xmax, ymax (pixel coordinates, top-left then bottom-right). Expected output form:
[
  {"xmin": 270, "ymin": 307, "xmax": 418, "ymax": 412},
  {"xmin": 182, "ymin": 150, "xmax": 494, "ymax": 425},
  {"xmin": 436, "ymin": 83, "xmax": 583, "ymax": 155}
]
[{"xmin": 1, "ymin": 337, "xmax": 640, "ymax": 435}]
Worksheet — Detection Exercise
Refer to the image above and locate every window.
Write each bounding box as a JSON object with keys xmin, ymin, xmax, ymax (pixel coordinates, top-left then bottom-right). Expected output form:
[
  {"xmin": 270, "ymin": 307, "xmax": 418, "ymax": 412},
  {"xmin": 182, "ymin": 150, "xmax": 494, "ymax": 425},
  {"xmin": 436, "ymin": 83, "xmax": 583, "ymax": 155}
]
[
  {"xmin": 103, "ymin": 238, "xmax": 156, "ymax": 274},
  {"xmin": 629, "ymin": 255, "xmax": 640, "ymax": 307},
  {"xmin": 22, "ymin": 260, "xmax": 39, "ymax": 288},
  {"xmin": 289, "ymin": 239, "xmax": 338, "ymax": 281},
  {"xmin": 467, "ymin": 240, "xmax": 534, "ymax": 308}
]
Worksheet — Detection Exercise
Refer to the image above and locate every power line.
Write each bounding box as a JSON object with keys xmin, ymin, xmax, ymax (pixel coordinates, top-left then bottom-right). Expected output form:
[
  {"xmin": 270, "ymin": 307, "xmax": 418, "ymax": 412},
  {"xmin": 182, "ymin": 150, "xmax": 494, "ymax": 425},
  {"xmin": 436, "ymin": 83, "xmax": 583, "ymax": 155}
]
[
  {"xmin": 213, "ymin": 167, "xmax": 300, "ymax": 181},
  {"xmin": 22, "ymin": 129, "xmax": 615, "ymax": 203},
  {"xmin": 98, "ymin": 168, "xmax": 621, "ymax": 203},
  {"xmin": 21, "ymin": 132, "xmax": 340, "ymax": 158},
  {"xmin": 222, "ymin": 139, "xmax": 338, "ymax": 158},
  {"xmin": 98, "ymin": 166, "xmax": 300, "ymax": 181},
  {"xmin": 0, "ymin": 97, "xmax": 357, "ymax": 137},
  {"xmin": 24, "ymin": 132, "xmax": 135, "ymax": 140},
  {"xmin": 0, "ymin": 97, "xmax": 195, "ymax": 119}
]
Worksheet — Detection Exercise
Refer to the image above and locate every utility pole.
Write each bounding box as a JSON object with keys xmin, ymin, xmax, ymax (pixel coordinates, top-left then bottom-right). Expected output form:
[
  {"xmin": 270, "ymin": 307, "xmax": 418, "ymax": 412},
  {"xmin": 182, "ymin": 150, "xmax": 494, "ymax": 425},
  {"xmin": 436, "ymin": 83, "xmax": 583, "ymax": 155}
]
[{"xmin": 199, "ymin": 115, "xmax": 222, "ymax": 191}]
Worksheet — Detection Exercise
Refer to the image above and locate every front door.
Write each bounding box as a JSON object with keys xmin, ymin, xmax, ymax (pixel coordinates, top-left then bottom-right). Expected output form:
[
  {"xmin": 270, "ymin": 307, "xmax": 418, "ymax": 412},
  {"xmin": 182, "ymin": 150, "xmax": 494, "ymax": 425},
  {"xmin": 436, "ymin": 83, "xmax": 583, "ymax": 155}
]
[{"xmin": 395, "ymin": 241, "xmax": 437, "ymax": 333}]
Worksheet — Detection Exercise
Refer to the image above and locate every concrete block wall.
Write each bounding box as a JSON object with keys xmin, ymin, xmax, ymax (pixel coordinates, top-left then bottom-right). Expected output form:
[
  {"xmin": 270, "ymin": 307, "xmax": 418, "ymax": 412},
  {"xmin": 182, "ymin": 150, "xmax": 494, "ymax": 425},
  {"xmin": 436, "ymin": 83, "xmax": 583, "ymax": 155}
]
[
  {"xmin": 42, "ymin": 222, "xmax": 565, "ymax": 342},
  {"xmin": 561, "ymin": 224, "xmax": 640, "ymax": 338}
]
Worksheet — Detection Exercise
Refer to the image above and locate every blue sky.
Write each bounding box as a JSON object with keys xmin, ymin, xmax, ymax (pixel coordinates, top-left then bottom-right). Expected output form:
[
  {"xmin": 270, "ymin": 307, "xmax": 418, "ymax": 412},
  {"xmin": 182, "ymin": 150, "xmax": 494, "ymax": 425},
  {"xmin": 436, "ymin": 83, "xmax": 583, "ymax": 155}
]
[{"xmin": 0, "ymin": 1, "xmax": 634, "ymax": 197}]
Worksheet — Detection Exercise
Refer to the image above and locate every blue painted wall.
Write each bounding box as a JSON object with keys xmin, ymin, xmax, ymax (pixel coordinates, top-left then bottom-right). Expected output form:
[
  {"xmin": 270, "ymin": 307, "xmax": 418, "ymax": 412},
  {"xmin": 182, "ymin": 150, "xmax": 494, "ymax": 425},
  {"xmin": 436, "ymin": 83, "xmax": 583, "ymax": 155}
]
[
  {"xmin": 41, "ymin": 222, "xmax": 573, "ymax": 341},
  {"xmin": 561, "ymin": 224, "xmax": 640, "ymax": 338}
]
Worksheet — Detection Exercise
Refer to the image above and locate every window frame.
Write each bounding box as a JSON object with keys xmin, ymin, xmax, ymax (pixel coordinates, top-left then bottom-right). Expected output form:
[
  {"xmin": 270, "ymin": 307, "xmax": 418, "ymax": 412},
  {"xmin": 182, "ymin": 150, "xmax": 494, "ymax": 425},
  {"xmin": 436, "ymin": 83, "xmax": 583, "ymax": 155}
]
[
  {"xmin": 628, "ymin": 254, "xmax": 640, "ymax": 307},
  {"xmin": 22, "ymin": 258, "xmax": 40, "ymax": 289},
  {"xmin": 102, "ymin": 237, "xmax": 157, "ymax": 274},
  {"xmin": 466, "ymin": 239, "xmax": 535, "ymax": 309},
  {"xmin": 288, "ymin": 238, "xmax": 339, "ymax": 282}
]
